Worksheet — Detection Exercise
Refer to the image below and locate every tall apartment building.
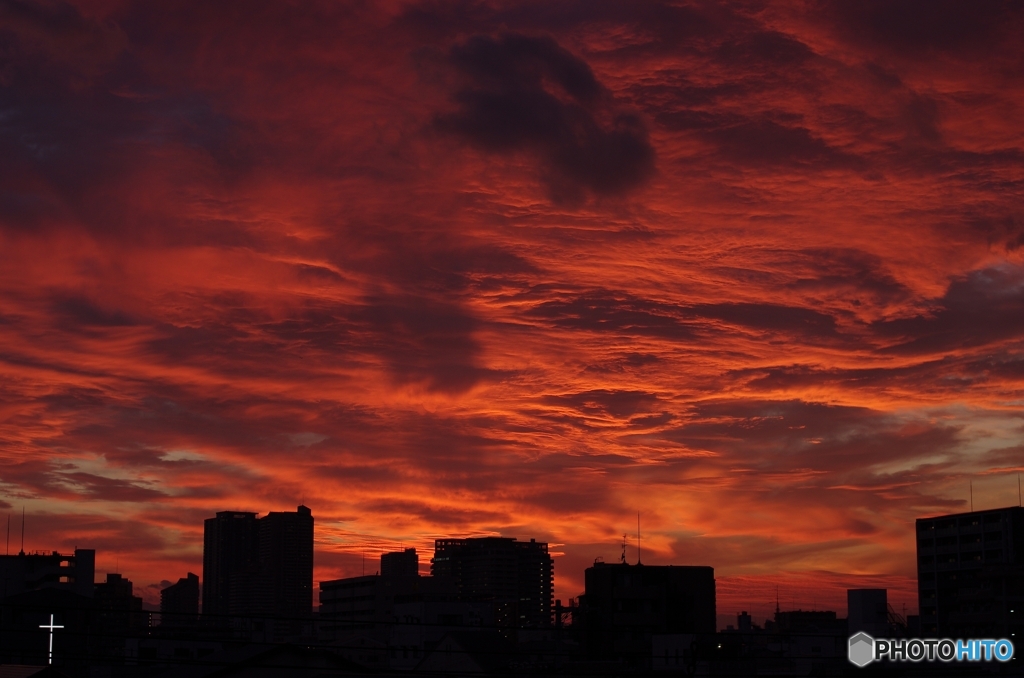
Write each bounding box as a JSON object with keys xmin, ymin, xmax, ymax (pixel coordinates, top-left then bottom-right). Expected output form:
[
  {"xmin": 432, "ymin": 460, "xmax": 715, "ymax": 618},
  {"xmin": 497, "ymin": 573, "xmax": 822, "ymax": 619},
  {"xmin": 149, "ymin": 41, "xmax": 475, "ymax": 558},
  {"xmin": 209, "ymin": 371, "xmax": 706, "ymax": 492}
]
[
  {"xmin": 160, "ymin": 572, "xmax": 200, "ymax": 627},
  {"xmin": 202, "ymin": 505, "xmax": 314, "ymax": 625},
  {"xmin": 431, "ymin": 536, "xmax": 553, "ymax": 629},
  {"xmin": 916, "ymin": 505, "xmax": 1023, "ymax": 638},
  {"xmin": 202, "ymin": 511, "xmax": 259, "ymax": 619},
  {"xmin": 258, "ymin": 505, "xmax": 314, "ymax": 620}
]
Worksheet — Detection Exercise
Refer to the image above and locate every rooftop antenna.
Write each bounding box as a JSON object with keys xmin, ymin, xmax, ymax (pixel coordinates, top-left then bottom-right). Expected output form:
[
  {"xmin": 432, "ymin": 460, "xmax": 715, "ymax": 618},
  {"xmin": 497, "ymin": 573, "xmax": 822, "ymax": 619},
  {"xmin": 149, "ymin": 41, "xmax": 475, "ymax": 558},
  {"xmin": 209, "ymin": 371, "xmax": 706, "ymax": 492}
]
[
  {"xmin": 20, "ymin": 506, "xmax": 25, "ymax": 555},
  {"xmin": 6, "ymin": 514, "xmax": 9, "ymax": 556},
  {"xmin": 636, "ymin": 512, "xmax": 641, "ymax": 565},
  {"xmin": 620, "ymin": 534, "xmax": 627, "ymax": 564},
  {"xmin": 970, "ymin": 480, "xmax": 974, "ymax": 512}
]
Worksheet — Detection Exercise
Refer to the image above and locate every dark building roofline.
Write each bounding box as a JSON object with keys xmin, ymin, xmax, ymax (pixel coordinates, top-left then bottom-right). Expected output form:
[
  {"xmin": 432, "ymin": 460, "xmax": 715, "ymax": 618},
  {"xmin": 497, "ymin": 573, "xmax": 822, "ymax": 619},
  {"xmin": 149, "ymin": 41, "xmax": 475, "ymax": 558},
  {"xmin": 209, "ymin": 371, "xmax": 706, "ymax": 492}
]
[{"xmin": 916, "ymin": 505, "xmax": 1023, "ymax": 521}]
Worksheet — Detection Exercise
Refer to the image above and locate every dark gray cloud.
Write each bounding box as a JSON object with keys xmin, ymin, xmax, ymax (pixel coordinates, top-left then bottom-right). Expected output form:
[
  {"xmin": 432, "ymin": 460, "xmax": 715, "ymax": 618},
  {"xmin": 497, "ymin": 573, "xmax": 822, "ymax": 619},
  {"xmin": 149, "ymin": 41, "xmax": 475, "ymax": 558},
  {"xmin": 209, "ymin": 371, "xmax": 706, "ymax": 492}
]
[
  {"xmin": 356, "ymin": 293, "xmax": 497, "ymax": 393},
  {"xmin": 875, "ymin": 264, "xmax": 1024, "ymax": 355},
  {"xmin": 55, "ymin": 471, "xmax": 166, "ymax": 501},
  {"xmin": 525, "ymin": 287, "xmax": 851, "ymax": 346},
  {"xmin": 656, "ymin": 107, "xmax": 862, "ymax": 170},
  {"xmin": 661, "ymin": 398, "xmax": 963, "ymax": 473},
  {"xmin": 437, "ymin": 32, "xmax": 655, "ymax": 201},
  {"xmin": 694, "ymin": 302, "xmax": 842, "ymax": 339},
  {"xmin": 525, "ymin": 289, "xmax": 696, "ymax": 338},
  {"xmin": 542, "ymin": 389, "xmax": 661, "ymax": 419},
  {"xmin": 51, "ymin": 295, "xmax": 136, "ymax": 329},
  {"xmin": 825, "ymin": 0, "xmax": 1020, "ymax": 55}
]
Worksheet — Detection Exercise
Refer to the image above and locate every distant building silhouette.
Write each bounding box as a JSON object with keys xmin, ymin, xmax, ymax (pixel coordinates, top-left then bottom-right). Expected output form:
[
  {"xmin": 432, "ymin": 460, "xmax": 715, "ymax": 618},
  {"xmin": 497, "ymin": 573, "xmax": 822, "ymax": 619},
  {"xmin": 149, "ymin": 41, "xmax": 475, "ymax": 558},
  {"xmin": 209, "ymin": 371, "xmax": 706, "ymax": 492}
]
[
  {"xmin": 917, "ymin": 505, "xmax": 1024, "ymax": 638},
  {"xmin": 431, "ymin": 537, "xmax": 553, "ymax": 629},
  {"xmin": 95, "ymin": 572, "xmax": 146, "ymax": 632},
  {"xmin": 847, "ymin": 589, "xmax": 889, "ymax": 637},
  {"xmin": 203, "ymin": 511, "xmax": 259, "ymax": 619},
  {"xmin": 579, "ymin": 561, "xmax": 715, "ymax": 666},
  {"xmin": 161, "ymin": 572, "xmax": 200, "ymax": 627},
  {"xmin": 382, "ymin": 547, "xmax": 418, "ymax": 578},
  {"xmin": 258, "ymin": 505, "xmax": 314, "ymax": 623},
  {"xmin": 202, "ymin": 505, "xmax": 314, "ymax": 632},
  {"xmin": 319, "ymin": 549, "xmax": 497, "ymax": 669},
  {"xmin": 0, "ymin": 548, "xmax": 95, "ymax": 600},
  {"xmin": 767, "ymin": 609, "xmax": 846, "ymax": 635},
  {"xmin": 320, "ymin": 549, "xmax": 424, "ymax": 631}
]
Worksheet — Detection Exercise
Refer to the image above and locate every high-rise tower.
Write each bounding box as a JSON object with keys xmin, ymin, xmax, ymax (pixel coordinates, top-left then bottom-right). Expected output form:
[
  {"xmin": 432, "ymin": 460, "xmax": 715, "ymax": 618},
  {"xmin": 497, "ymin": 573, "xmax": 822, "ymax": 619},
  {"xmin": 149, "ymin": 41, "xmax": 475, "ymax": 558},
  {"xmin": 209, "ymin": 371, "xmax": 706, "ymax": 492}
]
[
  {"xmin": 202, "ymin": 511, "xmax": 259, "ymax": 619},
  {"xmin": 258, "ymin": 505, "xmax": 314, "ymax": 621},
  {"xmin": 917, "ymin": 505, "xmax": 1023, "ymax": 638}
]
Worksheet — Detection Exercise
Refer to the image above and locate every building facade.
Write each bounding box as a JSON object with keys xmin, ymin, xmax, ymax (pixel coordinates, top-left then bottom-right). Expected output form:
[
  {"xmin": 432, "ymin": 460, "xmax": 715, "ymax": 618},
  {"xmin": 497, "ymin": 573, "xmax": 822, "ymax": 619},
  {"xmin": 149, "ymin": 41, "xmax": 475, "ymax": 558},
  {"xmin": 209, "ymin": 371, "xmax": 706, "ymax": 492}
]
[
  {"xmin": 202, "ymin": 511, "xmax": 259, "ymax": 619},
  {"xmin": 258, "ymin": 504, "xmax": 314, "ymax": 621},
  {"xmin": 580, "ymin": 562, "xmax": 716, "ymax": 666},
  {"xmin": 202, "ymin": 505, "xmax": 314, "ymax": 628},
  {"xmin": 94, "ymin": 572, "xmax": 147, "ymax": 634},
  {"xmin": 916, "ymin": 505, "xmax": 1023, "ymax": 638},
  {"xmin": 319, "ymin": 548, "xmax": 437, "ymax": 639},
  {"xmin": 0, "ymin": 548, "xmax": 95, "ymax": 600},
  {"xmin": 382, "ymin": 547, "xmax": 418, "ymax": 578},
  {"xmin": 432, "ymin": 537, "xmax": 553, "ymax": 629},
  {"xmin": 161, "ymin": 572, "xmax": 200, "ymax": 627}
]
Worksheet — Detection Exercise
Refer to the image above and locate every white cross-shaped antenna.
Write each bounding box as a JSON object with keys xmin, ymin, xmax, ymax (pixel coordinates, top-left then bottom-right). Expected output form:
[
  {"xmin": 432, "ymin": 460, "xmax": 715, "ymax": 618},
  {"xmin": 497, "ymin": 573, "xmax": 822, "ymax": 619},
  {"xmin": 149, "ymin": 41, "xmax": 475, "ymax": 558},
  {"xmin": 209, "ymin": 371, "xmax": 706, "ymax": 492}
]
[{"xmin": 39, "ymin": 613, "xmax": 64, "ymax": 665}]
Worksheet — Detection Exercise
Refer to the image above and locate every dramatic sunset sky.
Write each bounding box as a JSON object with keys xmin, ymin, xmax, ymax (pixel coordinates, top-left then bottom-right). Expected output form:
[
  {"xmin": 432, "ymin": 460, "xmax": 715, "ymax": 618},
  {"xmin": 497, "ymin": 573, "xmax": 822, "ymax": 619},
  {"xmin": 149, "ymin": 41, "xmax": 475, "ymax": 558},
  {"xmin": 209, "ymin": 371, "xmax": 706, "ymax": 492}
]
[{"xmin": 2, "ymin": 0, "xmax": 1024, "ymax": 626}]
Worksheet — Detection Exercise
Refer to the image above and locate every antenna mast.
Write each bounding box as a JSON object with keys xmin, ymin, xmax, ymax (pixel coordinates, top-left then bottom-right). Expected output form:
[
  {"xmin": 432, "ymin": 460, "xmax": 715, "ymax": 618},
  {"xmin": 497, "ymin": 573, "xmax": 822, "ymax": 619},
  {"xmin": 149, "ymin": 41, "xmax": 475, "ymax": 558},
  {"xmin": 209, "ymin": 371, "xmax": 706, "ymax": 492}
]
[
  {"xmin": 621, "ymin": 534, "xmax": 627, "ymax": 564},
  {"xmin": 970, "ymin": 480, "xmax": 974, "ymax": 512},
  {"xmin": 636, "ymin": 512, "xmax": 641, "ymax": 565},
  {"xmin": 20, "ymin": 507, "xmax": 25, "ymax": 555}
]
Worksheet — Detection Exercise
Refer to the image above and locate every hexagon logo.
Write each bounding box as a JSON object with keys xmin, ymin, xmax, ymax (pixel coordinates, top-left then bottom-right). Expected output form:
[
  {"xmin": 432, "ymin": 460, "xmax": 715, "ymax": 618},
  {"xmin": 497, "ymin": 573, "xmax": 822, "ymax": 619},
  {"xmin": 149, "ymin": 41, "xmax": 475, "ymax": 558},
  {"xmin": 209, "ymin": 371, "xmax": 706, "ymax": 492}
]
[{"xmin": 848, "ymin": 632, "xmax": 875, "ymax": 667}]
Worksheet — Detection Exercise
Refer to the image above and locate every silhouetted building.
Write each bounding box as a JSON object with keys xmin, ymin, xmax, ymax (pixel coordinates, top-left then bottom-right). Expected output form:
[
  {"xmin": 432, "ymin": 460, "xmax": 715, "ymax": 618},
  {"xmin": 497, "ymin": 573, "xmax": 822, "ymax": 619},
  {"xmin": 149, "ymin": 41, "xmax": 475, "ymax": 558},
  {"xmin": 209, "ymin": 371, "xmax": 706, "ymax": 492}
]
[
  {"xmin": 0, "ymin": 549, "xmax": 95, "ymax": 600},
  {"xmin": 847, "ymin": 589, "xmax": 889, "ymax": 637},
  {"xmin": 705, "ymin": 606, "xmax": 847, "ymax": 676},
  {"xmin": 94, "ymin": 572, "xmax": 146, "ymax": 633},
  {"xmin": 203, "ymin": 511, "xmax": 259, "ymax": 619},
  {"xmin": 258, "ymin": 505, "xmax": 314, "ymax": 623},
  {"xmin": 579, "ymin": 562, "xmax": 715, "ymax": 666},
  {"xmin": 319, "ymin": 549, "xmax": 447, "ymax": 640},
  {"xmin": 202, "ymin": 505, "xmax": 314, "ymax": 635},
  {"xmin": 388, "ymin": 594, "xmax": 495, "ymax": 670},
  {"xmin": 431, "ymin": 537, "xmax": 553, "ymax": 629},
  {"xmin": 161, "ymin": 572, "xmax": 200, "ymax": 627},
  {"xmin": 320, "ymin": 574, "xmax": 382, "ymax": 630},
  {"xmin": 917, "ymin": 505, "xmax": 1024, "ymax": 638},
  {"xmin": 769, "ymin": 609, "xmax": 845, "ymax": 635},
  {"xmin": 382, "ymin": 547, "xmax": 418, "ymax": 578}
]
